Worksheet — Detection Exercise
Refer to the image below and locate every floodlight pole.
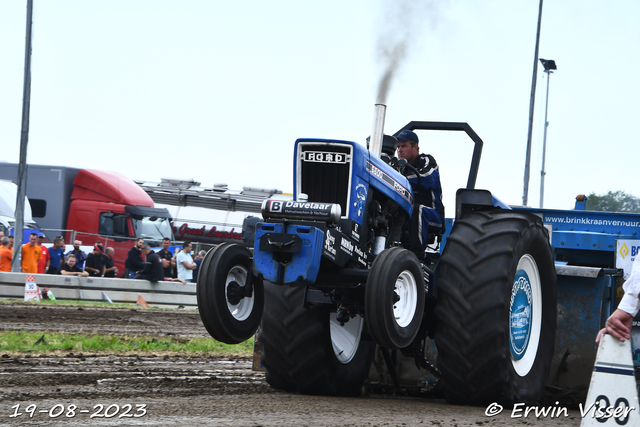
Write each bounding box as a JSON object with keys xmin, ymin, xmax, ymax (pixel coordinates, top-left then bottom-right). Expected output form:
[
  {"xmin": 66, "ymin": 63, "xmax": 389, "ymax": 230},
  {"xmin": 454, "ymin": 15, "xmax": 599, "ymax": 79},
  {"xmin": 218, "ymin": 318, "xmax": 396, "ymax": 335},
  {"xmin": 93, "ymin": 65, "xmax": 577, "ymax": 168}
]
[
  {"xmin": 522, "ymin": 0, "xmax": 544, "ymax": 206},
  {"xmin": 12, "ymin": 0, "xmax": 34, "ymax": 272},
  {"xmin": 539, "ymin": 65, "xmax": 554, "ymax": 208}
]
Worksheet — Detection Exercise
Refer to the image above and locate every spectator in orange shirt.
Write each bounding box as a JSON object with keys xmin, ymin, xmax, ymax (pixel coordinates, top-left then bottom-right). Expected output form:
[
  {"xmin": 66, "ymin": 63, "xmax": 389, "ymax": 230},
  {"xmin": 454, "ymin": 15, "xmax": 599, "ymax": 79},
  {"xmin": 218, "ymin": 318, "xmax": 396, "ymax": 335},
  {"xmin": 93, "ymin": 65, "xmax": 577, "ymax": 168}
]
[
  {"xmin": 0, "ymin": 236, "xmax": 12, "ymax": 272},
  {"xmin": 21, "ymin": 233, "xmax": 42, "ymax": 273},
  {"xmin": 37, "ymin": 233, "xmax": 50, "ymax": 274}
]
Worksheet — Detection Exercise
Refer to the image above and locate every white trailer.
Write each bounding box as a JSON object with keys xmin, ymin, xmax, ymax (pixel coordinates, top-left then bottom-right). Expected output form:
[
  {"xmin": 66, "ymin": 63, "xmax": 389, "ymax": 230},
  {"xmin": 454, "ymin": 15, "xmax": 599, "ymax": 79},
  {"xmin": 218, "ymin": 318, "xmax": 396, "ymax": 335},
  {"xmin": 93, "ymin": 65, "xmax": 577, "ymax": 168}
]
[{"xmin": 135, "ymin": 178, "xmax": 290, "ymax": 246}]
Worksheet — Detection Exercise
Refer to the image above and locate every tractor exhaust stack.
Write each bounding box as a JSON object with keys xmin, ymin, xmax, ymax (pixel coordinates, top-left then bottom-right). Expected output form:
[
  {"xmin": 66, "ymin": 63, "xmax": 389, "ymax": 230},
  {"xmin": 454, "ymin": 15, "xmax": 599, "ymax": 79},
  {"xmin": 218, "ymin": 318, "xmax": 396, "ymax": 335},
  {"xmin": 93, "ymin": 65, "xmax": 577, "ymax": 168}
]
[{"xmin": 369, "ymin": 103, "xmax": 386, "ymax": 158}]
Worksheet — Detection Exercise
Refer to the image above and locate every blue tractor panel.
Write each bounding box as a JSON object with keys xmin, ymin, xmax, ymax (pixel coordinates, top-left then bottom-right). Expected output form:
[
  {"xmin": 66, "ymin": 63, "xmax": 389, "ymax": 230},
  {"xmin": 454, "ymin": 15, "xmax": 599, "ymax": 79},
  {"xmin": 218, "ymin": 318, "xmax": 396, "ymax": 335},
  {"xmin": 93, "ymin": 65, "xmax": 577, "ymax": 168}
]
[{"xmin": 253, "ymin": 222, "xmax": 324, "ymax": 286}]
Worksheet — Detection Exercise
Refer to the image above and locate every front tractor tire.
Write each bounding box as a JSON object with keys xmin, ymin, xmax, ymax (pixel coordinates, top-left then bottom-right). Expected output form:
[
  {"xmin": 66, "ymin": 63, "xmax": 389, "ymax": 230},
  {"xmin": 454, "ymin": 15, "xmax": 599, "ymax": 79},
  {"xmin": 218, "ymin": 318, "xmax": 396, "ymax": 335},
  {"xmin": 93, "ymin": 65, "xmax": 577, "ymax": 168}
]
[
  {"xmin": 434, "ymin": 210, "xmax": 557, "ymax": 406},
  {"xmin": 197, "ymin": 243, "xmax": 264, "ymax": 344},
  {"xmin": 365, "ymin": 247, "xmax": 425, "ymax": 349},
  {"xmin": 260, "ymin": 283, "xmax": 376, "ymax": 396}
]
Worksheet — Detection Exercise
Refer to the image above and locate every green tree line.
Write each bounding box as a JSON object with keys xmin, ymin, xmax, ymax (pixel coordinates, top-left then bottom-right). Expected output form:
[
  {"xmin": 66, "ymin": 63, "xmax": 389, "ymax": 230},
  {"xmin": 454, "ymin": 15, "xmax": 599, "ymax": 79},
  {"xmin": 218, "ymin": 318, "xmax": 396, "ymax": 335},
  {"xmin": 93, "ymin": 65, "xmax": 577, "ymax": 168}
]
[{"xmin": 585, "ymin": 191, "xmax": 640, "ymax": 213}]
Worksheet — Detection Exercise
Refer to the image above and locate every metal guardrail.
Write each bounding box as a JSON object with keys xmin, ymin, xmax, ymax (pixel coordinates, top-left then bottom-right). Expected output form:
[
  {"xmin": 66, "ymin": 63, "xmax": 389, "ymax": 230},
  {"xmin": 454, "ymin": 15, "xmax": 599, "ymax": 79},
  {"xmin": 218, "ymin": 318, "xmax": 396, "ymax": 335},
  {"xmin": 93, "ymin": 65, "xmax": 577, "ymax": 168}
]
[{"xmin": 0, "ymin": 272, "xmax": 197, "ymax": 309}]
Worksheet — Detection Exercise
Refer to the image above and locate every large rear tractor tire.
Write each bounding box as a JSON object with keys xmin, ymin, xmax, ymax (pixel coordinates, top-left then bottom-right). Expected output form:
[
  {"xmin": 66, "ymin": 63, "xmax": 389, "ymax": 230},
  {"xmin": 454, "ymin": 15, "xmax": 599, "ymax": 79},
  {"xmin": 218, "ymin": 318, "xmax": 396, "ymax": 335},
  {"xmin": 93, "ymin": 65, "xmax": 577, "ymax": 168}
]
[
  {"xmin": 260, "ymin": 283, "xmax": 376, "ymax": 395},
  {"xmin": 434, "ymin": 210, "xmax": 556, "ymax": 406},
  {"xmin": 365, "ymin": 247, "xmax": 425, "ymax": 349},
  {"xmin": 197, "ymin": 243, "xmax": 264, "ymax": 344}
]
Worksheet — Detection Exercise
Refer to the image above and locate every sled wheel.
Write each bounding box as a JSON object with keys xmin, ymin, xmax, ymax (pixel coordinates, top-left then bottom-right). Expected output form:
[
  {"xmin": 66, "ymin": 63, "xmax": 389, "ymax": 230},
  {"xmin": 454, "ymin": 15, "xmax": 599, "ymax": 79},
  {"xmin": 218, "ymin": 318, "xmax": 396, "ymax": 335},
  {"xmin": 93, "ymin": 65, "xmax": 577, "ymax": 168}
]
[
  {"xmin": 365, "ymin": 247, "xmax": 425, "ymax": 349},
  {"xmin": 260, "ymin": 283, "xmax": 376, "ymax": 395},
  {"xmin": 434, "ymin": 210, "xmax": 556, "ymax": 406},
  {"xmin": 197, "ymin": 243, "xmax": 264, "ymax": 344}
]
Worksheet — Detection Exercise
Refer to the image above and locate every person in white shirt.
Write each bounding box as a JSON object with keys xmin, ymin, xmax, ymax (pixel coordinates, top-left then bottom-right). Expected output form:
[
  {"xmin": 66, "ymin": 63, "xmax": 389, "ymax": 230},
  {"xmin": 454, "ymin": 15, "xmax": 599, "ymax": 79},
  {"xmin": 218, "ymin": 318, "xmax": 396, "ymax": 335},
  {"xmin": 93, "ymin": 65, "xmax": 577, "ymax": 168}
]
[
  {"xmin": 176, "ymin": 242, "xmax": 197, "ymax": 282},
  {"xmin": 596, "ymin": 256, "xmax": 640, "ymax": 343}
]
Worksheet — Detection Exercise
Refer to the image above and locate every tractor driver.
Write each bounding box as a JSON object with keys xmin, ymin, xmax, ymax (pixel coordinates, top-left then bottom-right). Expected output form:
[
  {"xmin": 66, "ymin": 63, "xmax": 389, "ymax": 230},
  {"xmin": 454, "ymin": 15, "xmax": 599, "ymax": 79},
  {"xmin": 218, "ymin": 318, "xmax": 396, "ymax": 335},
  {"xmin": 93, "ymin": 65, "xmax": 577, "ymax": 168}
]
[{"xmin": 396, "ymin": 129, "xmax": 445, "ymax": 259}]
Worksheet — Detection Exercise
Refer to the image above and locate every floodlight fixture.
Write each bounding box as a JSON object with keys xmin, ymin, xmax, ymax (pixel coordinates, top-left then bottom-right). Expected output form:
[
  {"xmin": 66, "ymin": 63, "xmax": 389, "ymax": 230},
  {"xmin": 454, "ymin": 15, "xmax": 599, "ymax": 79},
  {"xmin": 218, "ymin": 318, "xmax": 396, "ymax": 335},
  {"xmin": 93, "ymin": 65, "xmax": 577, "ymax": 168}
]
[{"xmin": 539, "ymin": 58, "xmax": 557, "ymax": 72}]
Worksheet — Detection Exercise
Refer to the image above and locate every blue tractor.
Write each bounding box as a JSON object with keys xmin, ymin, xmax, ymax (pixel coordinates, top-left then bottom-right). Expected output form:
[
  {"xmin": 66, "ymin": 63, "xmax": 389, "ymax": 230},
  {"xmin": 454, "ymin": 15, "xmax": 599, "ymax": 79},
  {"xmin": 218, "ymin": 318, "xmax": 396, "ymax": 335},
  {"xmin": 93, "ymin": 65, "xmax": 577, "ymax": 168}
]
[{"xmin": 197, "ymin": 118, "xmax": 557, "ymax": 406}]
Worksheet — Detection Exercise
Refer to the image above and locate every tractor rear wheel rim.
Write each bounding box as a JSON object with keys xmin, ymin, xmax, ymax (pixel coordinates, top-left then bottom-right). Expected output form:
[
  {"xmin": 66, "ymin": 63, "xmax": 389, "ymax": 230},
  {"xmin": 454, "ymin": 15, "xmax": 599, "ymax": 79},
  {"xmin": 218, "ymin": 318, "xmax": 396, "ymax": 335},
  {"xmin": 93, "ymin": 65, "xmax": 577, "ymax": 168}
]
[{"xmin": 510, "ymin": 254, "xmax": 542, "ymax": 377}]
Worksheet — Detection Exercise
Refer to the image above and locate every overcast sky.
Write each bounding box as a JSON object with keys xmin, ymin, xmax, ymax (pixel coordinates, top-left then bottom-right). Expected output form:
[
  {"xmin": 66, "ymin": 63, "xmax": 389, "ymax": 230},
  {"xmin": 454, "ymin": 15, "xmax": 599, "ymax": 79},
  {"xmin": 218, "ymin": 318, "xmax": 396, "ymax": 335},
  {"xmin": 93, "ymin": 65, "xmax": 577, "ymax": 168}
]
[{"xmin": 1, "ymin": 0, "xmax": 639, "ymax": 217}]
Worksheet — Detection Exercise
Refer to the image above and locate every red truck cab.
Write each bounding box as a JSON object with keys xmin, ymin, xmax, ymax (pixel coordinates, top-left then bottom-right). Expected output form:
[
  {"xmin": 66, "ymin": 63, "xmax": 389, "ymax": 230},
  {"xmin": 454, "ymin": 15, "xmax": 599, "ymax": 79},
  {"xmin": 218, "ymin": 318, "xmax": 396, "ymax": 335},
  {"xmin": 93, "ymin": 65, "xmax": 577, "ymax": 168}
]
[
  {"xmin": 0, "ymin": 164, "xmax": 173, "ymax": 276},
  {"xmin": 66, "ymin": 169, "xmax": 173, "ymax": 274}
]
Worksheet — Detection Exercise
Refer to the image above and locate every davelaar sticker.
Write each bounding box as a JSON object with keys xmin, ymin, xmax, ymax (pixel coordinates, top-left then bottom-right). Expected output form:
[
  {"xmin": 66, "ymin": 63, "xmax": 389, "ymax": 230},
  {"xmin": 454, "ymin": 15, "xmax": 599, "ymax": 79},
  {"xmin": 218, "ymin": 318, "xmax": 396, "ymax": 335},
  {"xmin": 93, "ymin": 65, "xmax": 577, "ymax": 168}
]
[
  {"xmin": 354, "ymin": 184, "xmax": 367, "ymax": 217},
  {"xmin": 510, "ymin": 270, "xmax": 533, "ymax": 360}
]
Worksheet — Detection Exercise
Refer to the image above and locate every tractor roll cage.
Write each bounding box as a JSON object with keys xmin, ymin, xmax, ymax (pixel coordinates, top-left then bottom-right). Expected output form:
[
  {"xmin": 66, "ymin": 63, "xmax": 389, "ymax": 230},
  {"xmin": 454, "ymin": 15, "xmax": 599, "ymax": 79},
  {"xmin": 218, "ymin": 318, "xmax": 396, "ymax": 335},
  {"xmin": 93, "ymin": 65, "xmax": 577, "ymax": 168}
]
[{"xmin": 394, "ymin": 121, "xmax": 483, "ymax": 190}]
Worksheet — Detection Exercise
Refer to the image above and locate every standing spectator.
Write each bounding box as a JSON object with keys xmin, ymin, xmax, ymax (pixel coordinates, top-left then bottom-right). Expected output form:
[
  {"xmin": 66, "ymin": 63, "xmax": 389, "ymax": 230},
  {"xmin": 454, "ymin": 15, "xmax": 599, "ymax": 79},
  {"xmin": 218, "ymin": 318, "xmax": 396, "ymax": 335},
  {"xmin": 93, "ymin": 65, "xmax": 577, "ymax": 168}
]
[
  {"xmin": 126, "ymin": 238, "xmax": 145, "ymax": 278},
  {"xmin": 0, "ymin": 236, "xmax": 12, "ymax": 272},
  {"xmin": 8, "ymin": 235, "xmax": 14, "ymax": 249},
  {"xmin": 176, "ymin": 242, "xmax": 197, "ymax": 282},
  {"xmin": 59, "ymin": 254, "xmax": 89, "ymax": 277},
  {"xmin": 21, "ymin": 233, "xmax": 42, "ymax": 273},
  {"xmin": 47, "ymin": 236, "xmax": 65, "ymax": 274},
  {"xmin": 191, "ymin": 250, "xmax": 206, "ymax": 283},
  {"xmin": 157, "ymin": 238, "xmax": 176, "ymax": 278},
  {"xmin": 103, "ymin": 247, "xmax": 118, "ymax": 278},
  {"xmin": 85, "ymin": 245, "xmax": 105, "ymax": 277},
  {"xmin": 37, "ymin": 233, "xmax": 50, "ymax": 274},
  {"xmin": 94, "ymin": 240, "xmax": 105, "ymax": 267},
  {"xmin": 597, "ymin": 256, "xmax": 640, "ymax": 343},
  {"xmin": 0, "ymin": 231, "xmax": 4, "ymax": 239},
  {"xmin": 66, "ymin": 240, "xmax": 87, "ymax": 270}
]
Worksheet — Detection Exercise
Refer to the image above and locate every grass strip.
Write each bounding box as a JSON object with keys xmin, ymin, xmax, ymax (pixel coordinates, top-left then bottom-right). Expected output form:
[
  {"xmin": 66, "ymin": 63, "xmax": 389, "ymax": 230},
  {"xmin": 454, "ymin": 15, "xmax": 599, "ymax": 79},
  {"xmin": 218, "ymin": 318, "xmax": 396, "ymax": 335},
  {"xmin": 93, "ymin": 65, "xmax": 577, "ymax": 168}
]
[
  {"xmin": 0, "ymin": 299, "xmax": 179, "ymax": 310},
  {"xmin": 0, "ymin": 331, "xmax": 252, "ymax": 356}
]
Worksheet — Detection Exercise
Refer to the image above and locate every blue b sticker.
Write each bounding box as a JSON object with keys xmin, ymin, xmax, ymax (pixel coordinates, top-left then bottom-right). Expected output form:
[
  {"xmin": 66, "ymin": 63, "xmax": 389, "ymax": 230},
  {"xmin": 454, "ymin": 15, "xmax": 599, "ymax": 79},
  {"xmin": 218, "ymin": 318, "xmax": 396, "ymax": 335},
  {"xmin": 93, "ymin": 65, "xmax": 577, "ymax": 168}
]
[{"xmin": 510, "ymin": 270, "xmax": 533, "ymax": 360}]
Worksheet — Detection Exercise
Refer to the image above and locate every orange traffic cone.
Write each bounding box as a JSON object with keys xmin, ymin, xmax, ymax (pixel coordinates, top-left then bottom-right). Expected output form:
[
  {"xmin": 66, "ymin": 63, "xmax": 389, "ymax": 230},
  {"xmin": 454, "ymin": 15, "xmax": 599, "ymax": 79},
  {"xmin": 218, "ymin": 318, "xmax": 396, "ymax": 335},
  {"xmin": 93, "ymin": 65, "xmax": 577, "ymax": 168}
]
[{"xmin": 136, "ymin": 294, "xmax": 149, "ymax": 307}]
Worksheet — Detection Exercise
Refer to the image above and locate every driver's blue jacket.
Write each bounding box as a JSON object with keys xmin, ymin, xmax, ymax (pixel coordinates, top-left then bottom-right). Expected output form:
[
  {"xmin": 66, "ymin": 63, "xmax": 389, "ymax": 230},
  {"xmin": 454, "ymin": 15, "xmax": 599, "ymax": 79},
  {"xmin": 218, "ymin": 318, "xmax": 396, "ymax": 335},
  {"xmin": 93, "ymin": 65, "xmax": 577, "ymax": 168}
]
[{"xmin": 404, "ymin": 153, "xmax": 445, "ymax": 251}]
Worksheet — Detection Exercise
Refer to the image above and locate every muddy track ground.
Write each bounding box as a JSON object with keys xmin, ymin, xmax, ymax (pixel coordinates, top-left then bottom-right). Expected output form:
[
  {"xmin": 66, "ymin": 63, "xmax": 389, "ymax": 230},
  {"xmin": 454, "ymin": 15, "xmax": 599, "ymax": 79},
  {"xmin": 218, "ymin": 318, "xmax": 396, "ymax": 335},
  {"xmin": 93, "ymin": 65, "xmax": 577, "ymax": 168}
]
[
  {"xmin": 0, "ymin": 303, "xmax": 210, "ymax": 337},
  {"xmin": 0, "ymin": 303, "xmax": 583, "ymax": 426}
]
